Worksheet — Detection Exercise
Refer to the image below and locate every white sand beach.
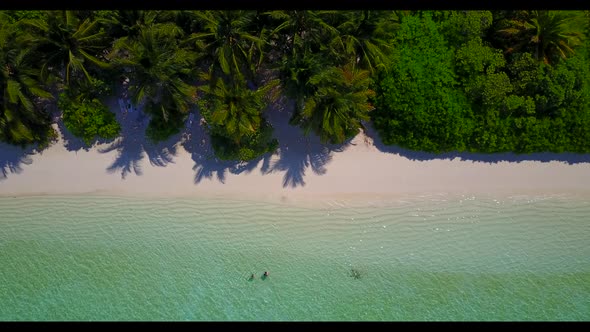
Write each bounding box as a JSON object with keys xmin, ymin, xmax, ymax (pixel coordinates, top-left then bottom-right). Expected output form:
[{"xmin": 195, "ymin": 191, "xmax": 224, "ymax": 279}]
[{"xmin": 2, "ymin": 98, "xmax": 590, "ymax": 205}]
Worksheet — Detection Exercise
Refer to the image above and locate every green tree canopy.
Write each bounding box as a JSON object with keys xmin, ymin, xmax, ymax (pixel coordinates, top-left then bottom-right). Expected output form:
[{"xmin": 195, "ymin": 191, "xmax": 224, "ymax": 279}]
[
  {"xmin": 329, "ymin": 10, "xmax": 398, "ymax": 74},
  {"xmin": 497, "ymin": 10, "xmax": 586, "ymax": 64},
  {"xmin": 373, "ymin": 13, "xmax": 473, "ymax": 152},
  {"xmin": 188, "ymin": 10, "xmax": 264, "ymax": 81},
  {"xmin": 299, "ymin": 62, "xmax": 375, "ymax": 144},
  {"xmin": 24, "ymin": 10, "xmax": 111, "ymax": 88},
  {"xmin": 111, "ymin": 23, "xmax": 197, "ymax": 141},
  {"xmin": 0, "ymin": 13, "xmax": 54, "ymax": 146}
]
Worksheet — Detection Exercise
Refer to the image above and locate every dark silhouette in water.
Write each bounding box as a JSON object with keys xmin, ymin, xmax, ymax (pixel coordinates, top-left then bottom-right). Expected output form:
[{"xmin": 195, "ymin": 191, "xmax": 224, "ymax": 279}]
[
  {"xmin": 248, "ymin": 273, "xmax": 255, "ymax": 281},
  {"xmin": 262, "ymin": 271, "xmax": 269, "ymax": 280},
  {"xmin": 350, "ymin": 268, "xmax": 362, "ymax": 280}
]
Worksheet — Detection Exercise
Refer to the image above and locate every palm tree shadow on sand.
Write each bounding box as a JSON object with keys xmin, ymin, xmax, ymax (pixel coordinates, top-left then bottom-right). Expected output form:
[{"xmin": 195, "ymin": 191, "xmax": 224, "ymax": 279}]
[
  {"xmin": 97, "ymin": 98, "xmax": 179, "ymax": 179},
  {"xmin": 0, "ymin": 143, "xmax": 36, "ymax": 181},
  {"xmin": 180, "ymin": 110, "xmax": 238, "ymax": 184},
  {"xmin": 182, "ymin": 101, "xmax": 353, "ymax": 188},
  {"xmin": 259, "ymin": 131, "xmax": 342, "ymax": 189},
  {"xmin": 259, "ymin": 101, "xmax": 353, "ymax": 188},
  {"xmin": 362, "ymin": 121, "xmax": 590, "ymax": 165}
]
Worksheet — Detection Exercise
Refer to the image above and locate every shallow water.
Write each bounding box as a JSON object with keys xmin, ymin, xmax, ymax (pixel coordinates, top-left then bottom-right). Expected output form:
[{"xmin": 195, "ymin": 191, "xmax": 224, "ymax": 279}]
[{"xmin": 0, "ymin": 194, "xmax": 588, "ymax": 321}]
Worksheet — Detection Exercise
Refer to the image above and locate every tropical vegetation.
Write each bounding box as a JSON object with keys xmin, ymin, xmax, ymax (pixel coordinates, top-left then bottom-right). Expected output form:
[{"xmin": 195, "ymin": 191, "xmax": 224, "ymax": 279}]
[{"xmin": 1, "ymin": 10, "xmax": 589, "ymax": 159}]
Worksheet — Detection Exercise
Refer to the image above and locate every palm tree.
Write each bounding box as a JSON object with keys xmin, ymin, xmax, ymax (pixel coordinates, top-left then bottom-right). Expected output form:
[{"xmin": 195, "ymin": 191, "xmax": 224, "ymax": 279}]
[
  {"xmin": 197, "ymin": 75, "xmax": 280, "ymax": 161},
  {"xmin": 187, "ymin": 10, "xmax": 265, "ymax": 82},
  {"xmin": 0, "ymin": 13, "xmax": 53, "ymax": 146},
  {"xmin": 110, "ymin": 23, "xmax": 197, "ymax": 140},
  {"xmin": 266, "ymin": 11, "xmax": 345, "ymax": 124},
  {"xmin": 198, "ymin": 73, "xmax": 279, "ymax": 145},
  {"xmin": 277, "ymin": 48, "xmax": 326, "ymax": 124},
  {"xmin": 23, "ymin": 10, "xmax": 111, "ymax": 87},
  {"xmin": 497, "ymin": 10, "xmax": 586, "ymax": 64},
  {"xmin": 265, "ymin": 10, "xmax": 338, "ymax": 55},
  {"xmin": 99, "ymin": 10, "xmax": 173, "ymax": 40},
  {"xmin": 330, "ymin": 11, "xmax": 398, "ymax": 74},
  {"xmin": 299, "ymin": 62, "xmax": 375, "ymax": 144}
]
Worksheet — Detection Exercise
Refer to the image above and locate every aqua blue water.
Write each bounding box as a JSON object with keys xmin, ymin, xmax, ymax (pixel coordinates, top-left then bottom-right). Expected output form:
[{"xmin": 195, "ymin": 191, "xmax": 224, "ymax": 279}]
[{"xmin": 0, "ymin": 194, "xmax": 588, "ymax": 321}]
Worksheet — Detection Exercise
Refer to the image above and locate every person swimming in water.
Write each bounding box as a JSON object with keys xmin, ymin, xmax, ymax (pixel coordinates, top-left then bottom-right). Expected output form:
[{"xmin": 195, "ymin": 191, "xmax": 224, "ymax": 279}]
[
  {"xmin": 249, "ymin": 273, "xmax": 255, "ymax": 280},
  {"xmin": 263, "ymin": 271, "xmax": 269, "ymax": 277}
]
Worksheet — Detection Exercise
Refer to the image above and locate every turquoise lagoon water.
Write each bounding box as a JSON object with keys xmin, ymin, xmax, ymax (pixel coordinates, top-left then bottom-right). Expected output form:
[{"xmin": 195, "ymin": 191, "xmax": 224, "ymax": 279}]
[{"xmin": 0, "ymin": 194, "xmax": 588, "ymax": 321}]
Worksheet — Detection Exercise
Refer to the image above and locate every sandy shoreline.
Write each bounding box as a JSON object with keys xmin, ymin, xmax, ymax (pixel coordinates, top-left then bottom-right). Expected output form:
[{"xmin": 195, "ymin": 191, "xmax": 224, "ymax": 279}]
[{"xmin": 2, "ymin": 99, "xmax": 590, "ymax": 206}]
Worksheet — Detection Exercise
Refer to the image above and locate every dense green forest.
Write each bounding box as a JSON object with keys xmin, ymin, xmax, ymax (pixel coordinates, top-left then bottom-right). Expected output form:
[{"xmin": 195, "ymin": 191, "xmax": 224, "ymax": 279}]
[{"xmin": 1, "ymin": 10, "xmax": 589, "ymax": 160}]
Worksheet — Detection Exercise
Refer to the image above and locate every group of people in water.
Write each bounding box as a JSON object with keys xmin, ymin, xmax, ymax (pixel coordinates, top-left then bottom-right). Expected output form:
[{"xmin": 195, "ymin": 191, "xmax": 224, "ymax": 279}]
[{"xmin": 249, "ymin": 271, "xmax": 269, "ymax": 280}]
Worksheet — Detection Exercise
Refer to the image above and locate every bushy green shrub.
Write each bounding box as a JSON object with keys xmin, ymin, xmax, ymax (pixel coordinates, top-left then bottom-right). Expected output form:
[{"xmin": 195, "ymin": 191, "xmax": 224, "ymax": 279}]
[
  {"xmin": 145, "ymin": 109, "xmax": 185, "ymax": 143},
  {"xmin": 373, "ymin": 13, "xmax": 473, "ymax": 152},
  {"xmin": 58, "ymin": 93, "xmax": 121, "ymax": 145},
  {"xmin": 210, "ymin": 121, "xmax": 278, "ymax": 161}
]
